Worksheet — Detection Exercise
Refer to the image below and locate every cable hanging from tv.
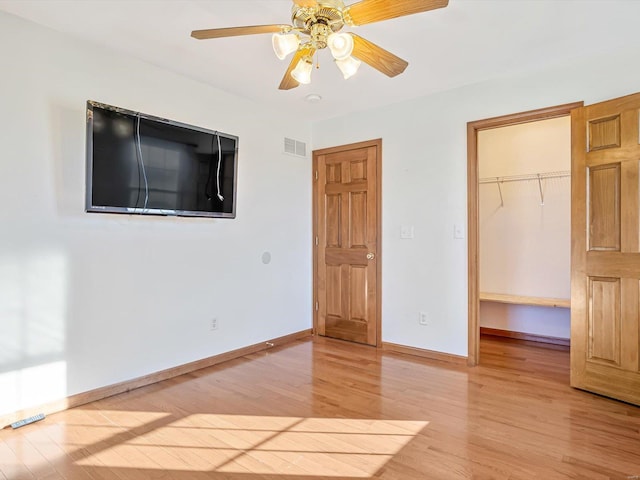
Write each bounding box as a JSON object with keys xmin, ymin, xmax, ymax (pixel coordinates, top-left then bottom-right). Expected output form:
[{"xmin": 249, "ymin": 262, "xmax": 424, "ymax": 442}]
[
  {"xmin": 135, "ymin": 114, "xmax": 149, "ymax": 211},
  {"xmin": 216, "ymin": 132, "xmax": 224, "ymax": 201},
  {"xmin": 205, "ymin": 132, "xmax": 224, "ymax": 202}
]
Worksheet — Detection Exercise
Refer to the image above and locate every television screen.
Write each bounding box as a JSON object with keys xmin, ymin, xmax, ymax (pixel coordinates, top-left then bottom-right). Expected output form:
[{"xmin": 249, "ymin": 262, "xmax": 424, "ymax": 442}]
[{"xmin": 86, "ymin": 101, "xmax": 238, "ymax": 218}]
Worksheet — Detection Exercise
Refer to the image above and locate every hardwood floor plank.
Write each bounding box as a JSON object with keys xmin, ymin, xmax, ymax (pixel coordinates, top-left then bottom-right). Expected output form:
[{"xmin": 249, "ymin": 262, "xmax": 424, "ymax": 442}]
[
  {"xmin": 1, "ymin": 336, "xmax": 639, "ymax": 479},
  {"xmin": 0, "ymin": 437, "xmax": 36, "ymax": 480}
]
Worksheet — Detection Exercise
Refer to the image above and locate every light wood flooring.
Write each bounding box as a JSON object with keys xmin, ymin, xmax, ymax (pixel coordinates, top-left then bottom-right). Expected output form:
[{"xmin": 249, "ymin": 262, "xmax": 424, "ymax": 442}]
[{"xmin": 1, "ymin": 335, "xmax": 639, "ymax": 479}]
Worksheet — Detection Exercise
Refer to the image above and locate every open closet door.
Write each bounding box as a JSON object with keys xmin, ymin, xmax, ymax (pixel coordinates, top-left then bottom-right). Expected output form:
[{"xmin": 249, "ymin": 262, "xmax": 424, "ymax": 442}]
[{"xmin": 571, "ymin": 92, "xmax": 640, "ymax": 405}]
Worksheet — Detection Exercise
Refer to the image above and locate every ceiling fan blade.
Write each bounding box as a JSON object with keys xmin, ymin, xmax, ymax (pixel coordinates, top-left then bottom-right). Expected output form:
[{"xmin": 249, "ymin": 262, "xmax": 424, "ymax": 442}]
[
  {"xmin": 279, "ymin": 45, "xmax": 315, "ymax": 90},
  {"xmin": 345, "ymin": 0, "xmax": 448, "ymax": 26},
  {"xmin": 292, "ymin": 0, "xmax": 317, "ymax": 6},
  {"xmin": 191, "ymin": 24, "xmax": 290, "ymax": 40},
  {"xmin": 350, "ymin": 34, "xmax": 408, "ymax": 77}
]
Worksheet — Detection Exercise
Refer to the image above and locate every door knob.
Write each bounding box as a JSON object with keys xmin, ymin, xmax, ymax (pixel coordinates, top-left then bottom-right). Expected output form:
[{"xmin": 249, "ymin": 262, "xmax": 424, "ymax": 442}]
[{"xmin": 367, "ymin": 252, "xmax": 375, "ymax": 260}]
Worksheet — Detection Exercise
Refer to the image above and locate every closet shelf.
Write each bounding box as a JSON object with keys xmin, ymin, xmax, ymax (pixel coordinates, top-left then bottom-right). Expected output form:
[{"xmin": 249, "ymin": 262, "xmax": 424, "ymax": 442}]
[
  {"xmin": 479, "ymin": 170, "xmax": 570, "ymax": 206},
  {"xmin": 478, "ymin": 170, "xmax": 570, "ymax": 185},
  {"xmin": 480, "ymin": 292, "xmax": 570, "ymax": 308}
]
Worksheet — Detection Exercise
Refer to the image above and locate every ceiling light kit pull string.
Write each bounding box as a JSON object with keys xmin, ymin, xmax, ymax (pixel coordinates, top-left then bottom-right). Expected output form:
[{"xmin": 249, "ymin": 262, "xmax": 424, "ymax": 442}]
[{"xmin": 191, "ymin": 0, "xmax": 449, "ymax": 90}]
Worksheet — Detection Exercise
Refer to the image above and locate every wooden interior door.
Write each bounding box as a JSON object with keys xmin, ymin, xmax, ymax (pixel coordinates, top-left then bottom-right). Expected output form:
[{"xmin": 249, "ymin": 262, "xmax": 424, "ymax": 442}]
[
  {"xmin": 571, "ymin": 92, "xmax": 640, "ymax": 405},
  {"xmin": 313, "ymin": 139, "xmax": 381, "ymax": 346}
]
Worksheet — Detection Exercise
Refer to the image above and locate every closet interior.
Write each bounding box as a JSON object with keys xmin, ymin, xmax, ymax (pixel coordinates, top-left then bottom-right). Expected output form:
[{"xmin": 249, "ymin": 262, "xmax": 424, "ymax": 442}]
[{"xmin": 478, "ymin": 116, "xmax": 571, "ymax": 347}]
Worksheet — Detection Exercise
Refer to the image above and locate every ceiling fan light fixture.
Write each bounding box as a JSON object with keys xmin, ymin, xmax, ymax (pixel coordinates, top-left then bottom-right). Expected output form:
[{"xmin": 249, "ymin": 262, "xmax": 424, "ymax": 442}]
[
  {"xmin": 335, "ymin": 56, "xmax": 361, "ymax": 79},
  {"xmin": 191, "ymin": 0, "xmax": 447, "ymax": 90},
  {"xmin": 327, "ymin": 32, "xmax": 354, "ymax": 60},
  {"xmin": 272, "ymin": 32, "xmax": 300, "ymax": 60},
  {"xmin": 291, "ymin": 57, "xmax": 313, "ymax": 84}
]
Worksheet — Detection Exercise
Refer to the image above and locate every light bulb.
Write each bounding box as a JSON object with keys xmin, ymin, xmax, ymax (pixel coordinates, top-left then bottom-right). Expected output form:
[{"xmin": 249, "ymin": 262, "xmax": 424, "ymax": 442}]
[
  {"xmin": 327, "ymin": 33, "xmax": 354, "ymax": 60},
  {"xmin": 272, "ymin": 33, "xmax": 300, "ymax": 60},
  {"xmin": 291, "ymin": 57, "xmax": 313, "ymax": 84},
  {"xmin": 335, "ymin": 56, "xmax": 361, "ymax": 79}
]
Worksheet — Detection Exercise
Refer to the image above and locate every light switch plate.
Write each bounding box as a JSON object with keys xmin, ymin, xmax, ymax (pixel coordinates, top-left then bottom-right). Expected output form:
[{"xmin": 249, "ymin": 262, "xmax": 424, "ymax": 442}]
[{"xmin": 400, "ymin": 225, "xmax": 414, "ymax": 239}]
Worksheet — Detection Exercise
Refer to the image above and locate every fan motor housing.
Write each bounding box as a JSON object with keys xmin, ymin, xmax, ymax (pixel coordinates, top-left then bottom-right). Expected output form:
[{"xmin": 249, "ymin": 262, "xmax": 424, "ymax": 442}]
[{"xmin": 291, "ymin": 0, "xmax": 346, "ymax": 38}]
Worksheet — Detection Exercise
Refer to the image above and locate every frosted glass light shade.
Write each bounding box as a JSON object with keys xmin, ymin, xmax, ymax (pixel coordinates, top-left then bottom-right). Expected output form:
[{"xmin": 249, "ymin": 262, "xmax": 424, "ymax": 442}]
[
  {"xmin": 335, "ymin": 56, "xmax": 361, "ymax": 79},
  {"xmin": 327, "ymin": 33, "xmax": 354, "ymax": 60},
  {"xmin": 291, "ymin": 58, "xmax": 313, "ymax": 84},
  {"xmin": 272, "ymin": 33, "xmax": 300, "ymax": 60}
]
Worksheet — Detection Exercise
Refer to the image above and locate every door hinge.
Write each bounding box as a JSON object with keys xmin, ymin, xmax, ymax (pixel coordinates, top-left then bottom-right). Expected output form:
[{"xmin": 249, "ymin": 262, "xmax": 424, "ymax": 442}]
[
  {"xmin": 315, "ymin": 236, "xmax": 319, "ymax": 246},
  {"xmin": 314, "ymin": 171, "xmax": 318, "ymax": 181},
  {"xmin": 315, "ymin": 301, "xmax": 319, "ymax": 311}
]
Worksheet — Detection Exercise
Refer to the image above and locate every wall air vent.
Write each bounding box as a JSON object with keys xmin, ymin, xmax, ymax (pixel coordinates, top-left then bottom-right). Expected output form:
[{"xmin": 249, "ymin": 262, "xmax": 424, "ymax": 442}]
[{"xmin": 284, "ymin": 137, "xmax": 307, "ymax": 158}]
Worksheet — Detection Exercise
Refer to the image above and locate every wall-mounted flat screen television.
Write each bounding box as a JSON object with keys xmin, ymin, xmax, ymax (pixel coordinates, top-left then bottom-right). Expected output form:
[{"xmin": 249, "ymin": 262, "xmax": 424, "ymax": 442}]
[{"xmin": 86, "ymin": 101, "xmax": 238, "ymax": 218}]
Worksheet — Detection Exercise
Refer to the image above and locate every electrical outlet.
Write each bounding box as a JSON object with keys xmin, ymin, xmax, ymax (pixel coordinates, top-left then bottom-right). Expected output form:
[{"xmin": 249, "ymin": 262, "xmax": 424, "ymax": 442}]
[
  {"xmin": 210, "ymin": 318, "xmax": 218, "ymax": 331},
  {"xmin": 419, "ymin": 312, "xmax": 428, "ymax": 326}
]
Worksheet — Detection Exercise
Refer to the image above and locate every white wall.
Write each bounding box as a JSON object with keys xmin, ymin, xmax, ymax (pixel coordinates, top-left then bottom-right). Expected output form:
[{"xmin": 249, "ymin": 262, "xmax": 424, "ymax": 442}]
[
  {"xmin": 0, "ymin": 11, "xmax": 312, "ymax": 416},
  {"xmin": 312, "ymin": 46, "xmax": 640, "ymax": 356},
  {"xmin": 478, "ymin": 118, "xmax": 571, "ymax": 338}
]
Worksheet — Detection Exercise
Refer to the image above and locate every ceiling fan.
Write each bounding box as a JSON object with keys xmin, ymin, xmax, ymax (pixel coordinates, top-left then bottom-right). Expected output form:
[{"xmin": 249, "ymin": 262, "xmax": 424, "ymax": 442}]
[{"xmin": 191, "ymin": 0, "xmax": 449, "ymax": 90}]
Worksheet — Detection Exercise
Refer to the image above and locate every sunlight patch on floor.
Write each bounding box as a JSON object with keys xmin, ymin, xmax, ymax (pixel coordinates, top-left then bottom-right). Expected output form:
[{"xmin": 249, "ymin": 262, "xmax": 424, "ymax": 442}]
[
  {"xmin": 57, "ymin": 409, "xmax": 172, "ymax": 446},
  {"xmin": 74, "ymin": 412, "xmax": 429, "ymax": 477}
]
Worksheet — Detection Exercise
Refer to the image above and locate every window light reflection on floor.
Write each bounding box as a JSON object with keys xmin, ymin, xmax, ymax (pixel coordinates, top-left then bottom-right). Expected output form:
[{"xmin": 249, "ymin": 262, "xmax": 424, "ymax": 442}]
[{"xmin": 72, "ymin": 412, "xmax": 429, "ymax": 477}]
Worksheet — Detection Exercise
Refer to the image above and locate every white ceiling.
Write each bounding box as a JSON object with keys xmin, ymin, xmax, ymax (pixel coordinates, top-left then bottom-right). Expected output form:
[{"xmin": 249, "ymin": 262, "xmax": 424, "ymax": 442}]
[{"xmin": 2, "ymin": 0, "xmax": 640, "ymax": 121}]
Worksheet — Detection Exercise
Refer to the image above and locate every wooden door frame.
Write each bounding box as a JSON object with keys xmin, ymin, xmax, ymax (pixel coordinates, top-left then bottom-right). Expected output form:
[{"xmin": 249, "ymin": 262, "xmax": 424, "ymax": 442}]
[
  {"xmin": 466, "ymin": 102, "xmax": 583, "ymax": 366},
  {"xmin": 312, "ymin": 139, "xmax": 383, "ymax": 347}
]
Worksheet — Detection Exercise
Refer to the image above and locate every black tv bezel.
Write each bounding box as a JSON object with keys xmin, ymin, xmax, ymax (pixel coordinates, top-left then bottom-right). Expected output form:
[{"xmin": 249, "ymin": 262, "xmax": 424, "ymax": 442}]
[{"xmin": 85, "ymin": 100, "xmax": 239, "ymax": 219}]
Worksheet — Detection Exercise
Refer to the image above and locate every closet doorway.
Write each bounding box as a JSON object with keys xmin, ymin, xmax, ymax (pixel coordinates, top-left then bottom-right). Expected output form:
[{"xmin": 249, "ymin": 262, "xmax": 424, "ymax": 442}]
[{"xmin": 467, "ymin": 102, "xmax": 583, "ymax": 366}]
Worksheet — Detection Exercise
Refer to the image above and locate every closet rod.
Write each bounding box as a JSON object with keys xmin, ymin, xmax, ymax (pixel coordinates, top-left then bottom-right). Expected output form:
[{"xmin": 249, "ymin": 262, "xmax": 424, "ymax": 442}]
[
  {"xmin": 480, "ymin": 170, "xmax": 570, "ymax": 206},
  {"xmin": 478, "ymin": 170, "xmax": 570, "ymax": 185}
]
